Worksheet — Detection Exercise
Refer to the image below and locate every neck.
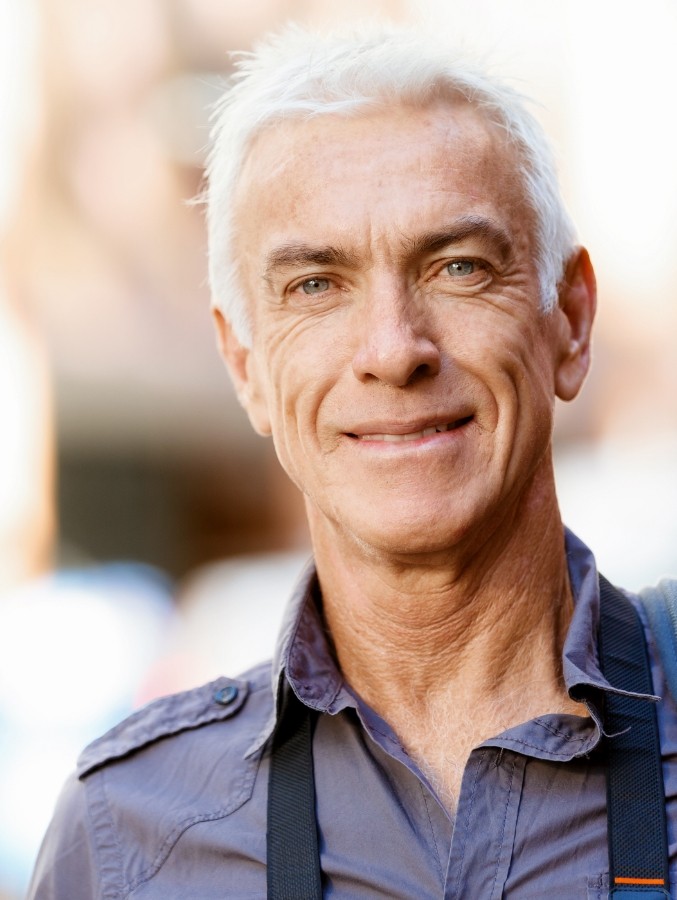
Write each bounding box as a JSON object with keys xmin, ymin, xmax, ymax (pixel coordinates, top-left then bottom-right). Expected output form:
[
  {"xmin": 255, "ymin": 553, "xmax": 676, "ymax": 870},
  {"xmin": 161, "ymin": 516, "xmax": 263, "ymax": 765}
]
[
  {"xmin": 306, "ymin": 461, "xmax": 583, "ymax": 813},
  {"xmin": 308, "ymin": 465, "xmax": 575, "ymax": 721}
]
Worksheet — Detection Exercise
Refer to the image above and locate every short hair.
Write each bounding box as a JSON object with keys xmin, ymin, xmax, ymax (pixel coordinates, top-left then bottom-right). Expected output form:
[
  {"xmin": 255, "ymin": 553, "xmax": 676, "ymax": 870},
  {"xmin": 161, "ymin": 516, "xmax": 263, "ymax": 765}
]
[{"xmin": 206, "ymin": 23, "xmax": 577, "ymax": 345}]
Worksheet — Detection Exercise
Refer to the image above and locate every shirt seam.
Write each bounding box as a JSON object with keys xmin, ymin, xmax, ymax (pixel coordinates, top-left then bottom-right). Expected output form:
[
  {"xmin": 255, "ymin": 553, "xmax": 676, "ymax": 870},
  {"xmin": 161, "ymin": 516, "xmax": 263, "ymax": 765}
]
[
  {"xmin": 453, "ymin": 749, "xmax": 485, "ymax": 897},
  {"xmin": 363, "ymin": 721, "xmax": 404, "ymax": 750},
  {"xmin": 418, "ymin": 780, "xmax": 445, "ymax": 884},
  {"xmin": 488, "ymin": 735, "xmax": 597, "ymax": 757},
  {"xmin": 533, "ymin": 718, "xmax": 590, "ymax": 741},
  {"xmin": 127, "ymin": 748, "xmax": 263, "ymax": 891},
  {"xmin": 489, "ymin": 752, "xmax": 517, "ymax": 899},
  {"xmin": 85, "ymin": 768, "xmax": 126, "ymax": 900}
]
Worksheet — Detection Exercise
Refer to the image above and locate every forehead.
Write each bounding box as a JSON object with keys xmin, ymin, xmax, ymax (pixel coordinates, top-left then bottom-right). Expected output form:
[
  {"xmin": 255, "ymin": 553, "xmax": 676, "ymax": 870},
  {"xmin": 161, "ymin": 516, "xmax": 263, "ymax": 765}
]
[{"xmin": 232, "ymin": 101, "xmax": 531, "ymax": 260}]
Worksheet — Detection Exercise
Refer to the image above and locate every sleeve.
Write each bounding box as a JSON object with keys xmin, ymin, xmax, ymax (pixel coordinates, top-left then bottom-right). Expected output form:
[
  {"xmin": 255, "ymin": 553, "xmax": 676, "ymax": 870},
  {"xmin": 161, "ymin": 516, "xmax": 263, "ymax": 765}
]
[{"xmin": 26, "ymin": 773, "xmax": 103, "ymax": 900}]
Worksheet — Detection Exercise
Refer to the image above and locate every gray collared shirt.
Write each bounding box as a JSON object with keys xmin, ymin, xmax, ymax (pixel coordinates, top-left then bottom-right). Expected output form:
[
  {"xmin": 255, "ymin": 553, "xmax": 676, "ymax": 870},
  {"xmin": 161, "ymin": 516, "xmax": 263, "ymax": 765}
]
[{"xmin": 28, "ymin": 531, "xmax": 677, "ymax": 898}]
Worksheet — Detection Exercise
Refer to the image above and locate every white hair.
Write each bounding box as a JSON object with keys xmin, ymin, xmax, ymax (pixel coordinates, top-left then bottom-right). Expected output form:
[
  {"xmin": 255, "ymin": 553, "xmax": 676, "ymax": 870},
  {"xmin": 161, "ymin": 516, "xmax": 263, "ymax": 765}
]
[{"xmin": 206, "ymin": 23, "xmax": 577, "ymax": 345}]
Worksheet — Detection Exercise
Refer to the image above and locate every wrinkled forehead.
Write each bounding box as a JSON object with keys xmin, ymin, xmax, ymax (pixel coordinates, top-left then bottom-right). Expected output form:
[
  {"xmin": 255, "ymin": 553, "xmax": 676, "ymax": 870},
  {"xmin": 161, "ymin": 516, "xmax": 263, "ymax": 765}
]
[{"xmin": 232, "ymin": 99, "xmax": 528, "ymax": 222}]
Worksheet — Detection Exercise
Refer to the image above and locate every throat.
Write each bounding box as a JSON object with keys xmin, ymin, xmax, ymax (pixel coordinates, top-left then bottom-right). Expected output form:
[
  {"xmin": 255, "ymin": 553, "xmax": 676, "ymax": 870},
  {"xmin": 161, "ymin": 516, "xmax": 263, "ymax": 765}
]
[
  {"xmin": 325, "ymin": 570, "xmax": 576, "ymax": 709},
  {"xmin": 322, "ymin": 573, "xmax": 583, "ymax": 816},
  {"xmin": 311, "ymin": 499, "xmax": 582, "ymax": 813},
  {"xmin": 388, "ymin": 677, "xmax": 588, "ymax": 818}
]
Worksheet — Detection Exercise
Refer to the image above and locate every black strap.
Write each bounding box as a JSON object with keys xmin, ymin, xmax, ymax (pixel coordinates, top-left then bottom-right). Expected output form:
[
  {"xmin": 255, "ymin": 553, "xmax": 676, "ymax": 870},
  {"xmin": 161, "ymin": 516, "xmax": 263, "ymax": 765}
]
[
  {"xmin": 266, "ymin": 686, "xmax": 323, "ymax": 900},
  {"xmin": 598, "ymin": 575, "xmax": 670, "ymax": 897}
]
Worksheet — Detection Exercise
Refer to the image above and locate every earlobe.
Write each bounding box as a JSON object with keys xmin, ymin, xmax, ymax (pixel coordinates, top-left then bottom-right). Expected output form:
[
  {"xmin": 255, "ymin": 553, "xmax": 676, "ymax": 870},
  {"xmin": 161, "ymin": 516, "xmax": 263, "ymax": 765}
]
[
  {"xmin": 554, "ymin": 247, "xmax": 597, "ymax": 402},
  {"xmin": 211, "ymin": 308, "xmax": 272, "ymax": 436}
]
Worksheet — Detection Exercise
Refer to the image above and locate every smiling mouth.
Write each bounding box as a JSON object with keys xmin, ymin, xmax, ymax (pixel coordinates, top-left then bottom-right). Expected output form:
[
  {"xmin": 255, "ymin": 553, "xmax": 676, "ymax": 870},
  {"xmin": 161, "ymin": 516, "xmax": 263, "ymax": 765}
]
[{"xmin": 348, "ymin": 416, "xmax": 473, "ymax": 442}]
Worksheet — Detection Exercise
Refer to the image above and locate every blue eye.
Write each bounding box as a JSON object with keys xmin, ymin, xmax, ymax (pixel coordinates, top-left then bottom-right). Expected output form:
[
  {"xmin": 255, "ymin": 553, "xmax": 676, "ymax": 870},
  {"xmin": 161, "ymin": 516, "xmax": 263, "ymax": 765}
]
[
  {"xmin": 301, "ymin": 278, "xmax": 330, "ymax": 294},
  {"xmin": 446, "ymin": 260, "xmax": 475, "ymax": 277}
]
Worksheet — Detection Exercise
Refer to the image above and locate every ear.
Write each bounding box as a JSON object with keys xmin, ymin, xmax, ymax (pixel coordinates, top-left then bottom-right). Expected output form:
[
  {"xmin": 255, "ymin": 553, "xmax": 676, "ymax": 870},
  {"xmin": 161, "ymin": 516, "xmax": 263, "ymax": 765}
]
[
  {"xmin": 554, "ymin": 247, "xmax": 597, "ymax": 402},
  {"xmin": 212, "ymin": 308, "xmax": 272, "ymax": 436}
]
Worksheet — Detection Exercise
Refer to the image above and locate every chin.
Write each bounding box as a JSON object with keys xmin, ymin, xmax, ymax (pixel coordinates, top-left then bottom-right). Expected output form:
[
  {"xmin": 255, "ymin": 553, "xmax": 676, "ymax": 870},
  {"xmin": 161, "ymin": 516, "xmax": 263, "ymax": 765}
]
[
  {"xmin": 308, "ymin": 484, "xmax": 493, "ymax": 560},
  {"xmin": 350, "ymin": 509, "xmax": 477, "ymax": 559}
]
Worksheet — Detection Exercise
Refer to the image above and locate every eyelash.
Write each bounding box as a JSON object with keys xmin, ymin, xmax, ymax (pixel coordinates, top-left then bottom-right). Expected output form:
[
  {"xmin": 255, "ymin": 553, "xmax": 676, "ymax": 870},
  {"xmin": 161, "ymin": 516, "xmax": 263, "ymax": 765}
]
[
  {"xmin": 434, "ymin": 257, "xmax": 491, "ymax": 284},
  {"xmin": 444, "ymin": 257, "xmax": 484, "ymax": 271},
  {"xmin": 287, "ymin": 257, "xmax": 491, "ymax": 297},
  {"xmin": 289, "ymin": 276, "xmax": 334, "ymax": 297}
]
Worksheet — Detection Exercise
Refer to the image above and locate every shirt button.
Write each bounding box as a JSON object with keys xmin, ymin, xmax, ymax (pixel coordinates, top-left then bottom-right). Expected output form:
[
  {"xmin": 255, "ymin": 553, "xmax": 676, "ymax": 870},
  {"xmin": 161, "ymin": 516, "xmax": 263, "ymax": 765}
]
[{"xmin": 214, "ymin": 685, "xmax": 238, "ymax": 706}]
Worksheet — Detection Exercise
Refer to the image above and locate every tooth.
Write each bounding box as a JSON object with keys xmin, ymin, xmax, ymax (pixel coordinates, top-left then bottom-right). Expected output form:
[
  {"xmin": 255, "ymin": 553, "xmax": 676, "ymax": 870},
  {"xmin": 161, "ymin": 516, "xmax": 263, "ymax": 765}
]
[
  {"xmin": 359, "ymin": 425, "xmax": 459, "ymax": 441},
  {"xmin": 384, "ymin": 431, "xmax": 423, "ymax": 442}
]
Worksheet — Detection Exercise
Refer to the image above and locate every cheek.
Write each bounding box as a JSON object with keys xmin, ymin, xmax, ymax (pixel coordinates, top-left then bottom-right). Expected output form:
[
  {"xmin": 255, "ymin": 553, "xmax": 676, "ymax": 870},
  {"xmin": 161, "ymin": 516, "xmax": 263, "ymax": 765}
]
[
  {"xmin": 494, "ymin": 330, "xmax": 559, "ymax": 460},
  {"xmin": 258, "ymin": 329, "xmax": 339, "ymax": 457},
  {"xmin": 264, "ymin": 307, "xmax": 353, "ymax": 399},
  {"xmin": 455, "ymin": 313, "xmax": 557, "ymax": 427}
]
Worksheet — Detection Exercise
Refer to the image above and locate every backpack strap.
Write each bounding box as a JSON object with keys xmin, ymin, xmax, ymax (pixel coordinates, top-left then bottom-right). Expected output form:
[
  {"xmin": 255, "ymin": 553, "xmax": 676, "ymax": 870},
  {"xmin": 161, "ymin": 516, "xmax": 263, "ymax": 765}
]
[
  {"xmin": 266, "ymin": 685, "xmax": 323, "ymax": 900},
  {"xmin": 639, "ymin": 579, "xmax": 677, "ymax": 703},
  {"xmin": 598, "ymin": 575, "xmax": 670, "ymax": 898}
]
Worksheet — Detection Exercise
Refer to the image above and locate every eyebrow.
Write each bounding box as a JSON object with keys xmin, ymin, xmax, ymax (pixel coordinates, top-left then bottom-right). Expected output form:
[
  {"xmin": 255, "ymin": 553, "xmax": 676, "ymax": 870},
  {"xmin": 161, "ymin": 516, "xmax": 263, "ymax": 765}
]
[
  {"xmin": 262, "ymin": 244, "xmax": 358, "ymax": 280},
  {"xmin": 401, "ymin": 215, "xmax": 514, "ymax": 261},
  {"xmin": 261, "ymin": 215, "xmax": 514, "ymax": 282}
]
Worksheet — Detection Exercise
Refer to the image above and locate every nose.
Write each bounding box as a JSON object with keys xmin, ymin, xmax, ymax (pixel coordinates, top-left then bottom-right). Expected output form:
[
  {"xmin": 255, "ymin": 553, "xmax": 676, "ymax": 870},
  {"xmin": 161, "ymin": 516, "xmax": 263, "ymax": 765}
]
[{"xmin": 351, "ymin": 287, "xmax": 441, "ymax": 386}]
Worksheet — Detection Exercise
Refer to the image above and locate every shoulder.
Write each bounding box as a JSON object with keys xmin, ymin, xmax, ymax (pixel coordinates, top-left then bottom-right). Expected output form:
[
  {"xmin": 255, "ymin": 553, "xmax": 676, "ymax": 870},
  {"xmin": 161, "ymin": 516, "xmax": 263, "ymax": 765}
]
[
  {"xmin": 635, "ymin": 579, "xmax": 677, "ymax": 702},
  {"xmin": 29, "ymin": 664, "xmax": 274, "ymax": 899},
  {"xmin": 76, "ymin": 664, "xmax": 272, "ymax": 778}
]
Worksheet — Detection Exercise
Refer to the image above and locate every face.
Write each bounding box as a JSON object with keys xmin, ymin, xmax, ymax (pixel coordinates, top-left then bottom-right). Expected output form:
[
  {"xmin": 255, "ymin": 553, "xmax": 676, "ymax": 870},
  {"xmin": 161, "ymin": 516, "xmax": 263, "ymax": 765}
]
[{"xmin": 217, "ymin": 102, "xmax": 595, "ymax": 559}]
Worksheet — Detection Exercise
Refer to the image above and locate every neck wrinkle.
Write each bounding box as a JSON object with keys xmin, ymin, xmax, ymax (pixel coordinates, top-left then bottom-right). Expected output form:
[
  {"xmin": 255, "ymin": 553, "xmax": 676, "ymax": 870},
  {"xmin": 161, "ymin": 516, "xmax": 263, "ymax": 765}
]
[{"xmin": 309, "ymin": 481, "xmax": 574, "ymax": 715}]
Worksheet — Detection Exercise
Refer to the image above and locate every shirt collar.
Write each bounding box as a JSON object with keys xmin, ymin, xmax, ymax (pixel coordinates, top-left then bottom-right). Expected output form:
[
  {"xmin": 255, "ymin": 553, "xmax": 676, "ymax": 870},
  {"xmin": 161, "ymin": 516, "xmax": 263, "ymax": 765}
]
[
  {"xmin": 246, "ymin": 558, "xmax": 348, "ymax": 756},
  {"xmin": 246, "ymin": 529, "xmax": 656, "ymax": 757},
  {"xmin": 562, "ymin": 528, "xmax": 657, "ymax": 703}
]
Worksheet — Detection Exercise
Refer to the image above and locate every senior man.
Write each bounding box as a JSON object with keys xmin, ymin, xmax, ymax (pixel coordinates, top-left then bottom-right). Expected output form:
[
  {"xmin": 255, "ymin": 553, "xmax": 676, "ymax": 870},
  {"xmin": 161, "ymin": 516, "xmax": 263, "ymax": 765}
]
[{"xmin": 30, "ymin": 25, "xmax": 677, "ymax": 900}]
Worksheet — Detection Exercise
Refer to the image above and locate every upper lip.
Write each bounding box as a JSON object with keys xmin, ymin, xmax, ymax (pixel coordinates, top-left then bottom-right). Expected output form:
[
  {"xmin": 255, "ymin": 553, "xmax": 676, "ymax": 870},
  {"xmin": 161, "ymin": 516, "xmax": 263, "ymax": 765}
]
[{"xmin": 344, "ymin": 413, "xmax": 473, "ymax": 438}]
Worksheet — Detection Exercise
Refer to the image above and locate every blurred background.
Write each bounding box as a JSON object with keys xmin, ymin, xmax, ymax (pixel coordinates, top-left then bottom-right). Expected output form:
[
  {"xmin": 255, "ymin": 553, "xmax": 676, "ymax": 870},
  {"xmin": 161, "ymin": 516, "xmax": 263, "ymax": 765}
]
[{"xmin": 1, "ymin": 0, "xmax": 676, "ymax": 895}]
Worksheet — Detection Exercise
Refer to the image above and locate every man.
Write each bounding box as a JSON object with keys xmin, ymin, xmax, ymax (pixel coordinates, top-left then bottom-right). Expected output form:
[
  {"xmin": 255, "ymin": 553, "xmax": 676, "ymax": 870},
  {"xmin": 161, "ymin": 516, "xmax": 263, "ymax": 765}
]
[{"xmin": 29, "ymin": 25, "xmax": 677, "ymax": 899}]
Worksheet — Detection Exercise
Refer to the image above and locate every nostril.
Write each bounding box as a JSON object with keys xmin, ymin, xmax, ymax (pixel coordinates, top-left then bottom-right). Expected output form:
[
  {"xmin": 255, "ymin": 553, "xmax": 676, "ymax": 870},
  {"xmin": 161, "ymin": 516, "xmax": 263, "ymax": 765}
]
[
  {"xmin": 351, "ymin": 323, "xmax": 441, "ymax": 386},
  {"xmin": 407, "ymin": 362, "xmax": 436, "ymax": 385}
]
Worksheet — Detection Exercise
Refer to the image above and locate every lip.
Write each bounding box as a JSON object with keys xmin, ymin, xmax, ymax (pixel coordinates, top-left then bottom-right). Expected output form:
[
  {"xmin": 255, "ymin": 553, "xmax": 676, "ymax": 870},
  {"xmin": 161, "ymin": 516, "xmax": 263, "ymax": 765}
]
[{"xmin": 344, "ymin": 414, "xmax": 474, "ymax": 443}]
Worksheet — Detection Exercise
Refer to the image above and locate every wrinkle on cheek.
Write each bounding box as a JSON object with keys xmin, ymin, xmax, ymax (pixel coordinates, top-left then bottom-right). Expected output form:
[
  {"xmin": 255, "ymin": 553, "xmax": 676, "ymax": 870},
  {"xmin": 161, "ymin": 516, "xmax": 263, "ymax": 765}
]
[{"xmin": 260, "ymin": 331, "xmax": 339, "ymax": 476}]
